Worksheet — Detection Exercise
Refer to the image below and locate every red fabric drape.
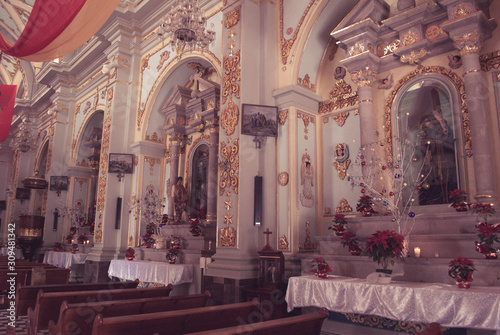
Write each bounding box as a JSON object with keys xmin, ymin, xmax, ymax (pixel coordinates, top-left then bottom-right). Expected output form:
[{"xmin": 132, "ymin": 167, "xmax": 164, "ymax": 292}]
[
  {"xmin": 0, "ymin": 85, "xmax": 17, "ymax": 142},
  {"xmin": 0, "ymin": 0, "xmax": 87, "ymax": 58}
]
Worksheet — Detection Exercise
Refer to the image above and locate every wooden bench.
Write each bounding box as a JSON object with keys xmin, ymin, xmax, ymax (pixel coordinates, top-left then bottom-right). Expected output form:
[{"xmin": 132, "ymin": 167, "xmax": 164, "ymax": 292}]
[
  {"xmin": 183, "ymin": 308, "xmax": 329, "ymax": 335},
  {"xmin": 48, "ymin": 291, "xmax": 211, "ymax": 335},
  {"xmin": 415, "ymin": 323, "xmax": 443, "ymax": 335},
  {"xmin": 1, "ymin": 267, "xmax": 69, "ymax": 292},
  {"xmin": 91, "ymin": 298, "xmax": 261, "ymax": 335},
  {"xmin": 16, "ymin": 281, "xmax": 140, "ymax": 317},
  {"xmin": 27, "ymin": 285, "xmax": 173, "ymax": 335}
]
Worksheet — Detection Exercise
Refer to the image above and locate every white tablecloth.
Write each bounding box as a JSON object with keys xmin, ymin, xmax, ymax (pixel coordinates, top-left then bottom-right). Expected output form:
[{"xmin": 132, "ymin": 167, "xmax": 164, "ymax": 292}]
[
  {"xmin": 43, "ymin": 251, "xmax": 88, "ymax": 268},
  {"xmin": 1, "ymin": 247, "xmax": 23, "ymax": 259},
  {"xmin": 108, "ymin": 259, "xmax": 193, "ymax": 286},
  {"xmin": 285, "ymin": 275, "xmax": 500, "ymax": 331}
]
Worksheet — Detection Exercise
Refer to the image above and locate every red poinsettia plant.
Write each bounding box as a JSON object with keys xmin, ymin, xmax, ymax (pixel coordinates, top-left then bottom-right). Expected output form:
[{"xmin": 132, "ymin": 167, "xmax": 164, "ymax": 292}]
[
  {"xmin": 188, "ymin": 218, "xmax": 202, "ymax": 236},
  {"xmin": 449, "ymin": 189, "xmax": 468, "ymax": 210},
  {"xmin": 340, "ymin": 231, "xmax": 362, "ymax": 256},
  {"xmin": 365, "ymin": 230, "xmax": 404, "ymax": 269},
  {"xmin": 448, "ymin": 257, "xmax": 475, "ymax": 283},
  {"xmin": 310, "ymin": 257, "xmax": 332, "ymax": 278},
  {"xmin": 141, "ymin": 222, "xmax": 156, "ymax": 248},
  {"xmin": 356, "ymin": 195, "xmax": 377, "ymax": 216},
  {"xmin": 125, "ymin": 247, "xmax": 135, "ymax": 260},
  {"xmin": 471, "ymin": 203, "xmax": 499, "ymax": 258},
  {"xmin": 53, "ymin": 242, "xmax": 63, "ymax": 252},
  {"xmin": 329, "ymin": 213, "xmax": 348, "ymax": 236}
]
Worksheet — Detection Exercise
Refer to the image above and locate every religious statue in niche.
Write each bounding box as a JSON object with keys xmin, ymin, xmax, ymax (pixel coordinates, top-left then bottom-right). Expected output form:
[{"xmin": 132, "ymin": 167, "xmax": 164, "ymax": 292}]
[
  {"xmin": 300, "ymin": 154, "xmax": 314, "ymax": 208},
  {"xmin": 172, "ymin": 176, "xmax": 188, "ymax": 222},
  {"xmin": 190, "ymin": 145, "xmax": 208, "ymax": 219},
  {"xmin": 333, "ymin": 143, "xmax": 350, "ymax": 180}
]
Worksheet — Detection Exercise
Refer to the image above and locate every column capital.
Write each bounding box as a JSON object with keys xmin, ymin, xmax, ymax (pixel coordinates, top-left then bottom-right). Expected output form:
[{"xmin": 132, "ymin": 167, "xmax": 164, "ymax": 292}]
[
  {"xmin": 168, "ymin": 133, "xmax": 184, "ymax": 146},
  {"xmin": 350, "ymin": 67, "xmax": 378, "ymax": 87},
  {"xmin": 451, "ymin": 31, "xmax": 484, "ymax": 56}
]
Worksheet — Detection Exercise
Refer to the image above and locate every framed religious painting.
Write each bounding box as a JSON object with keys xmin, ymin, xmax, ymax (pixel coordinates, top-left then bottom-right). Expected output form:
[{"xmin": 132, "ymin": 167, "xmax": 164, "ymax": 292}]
[
  {"xmin": 50, "ymin": 176, "xmax": 69, "ymax": 192},
  {"xmin": 241, "ymin": 103, "xmax": 278, "ymax": 137},
  {"xmin": 108, "ymin": 153, "xmax": 134, "ymax": 174}
]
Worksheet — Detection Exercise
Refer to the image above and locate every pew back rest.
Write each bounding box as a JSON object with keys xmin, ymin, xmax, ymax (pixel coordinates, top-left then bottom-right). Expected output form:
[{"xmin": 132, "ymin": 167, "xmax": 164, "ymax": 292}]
[
  {"xmin": 50, "ymin": 291, "xmax": 211, "ymax": 335},
  {"xmin": 16, "ymin": 281, "xmax": 139, "ymax": 316},
  {"xmin": 91, "ymin": 298, "xmax": 260, "ymax": 335},
  {"xmin": 183, "ymin": 308, "xmax": 329, "ymax": 335},
  {"xmin": 28, "ymin": 285, "xmax": 173, "ymax": 331}
]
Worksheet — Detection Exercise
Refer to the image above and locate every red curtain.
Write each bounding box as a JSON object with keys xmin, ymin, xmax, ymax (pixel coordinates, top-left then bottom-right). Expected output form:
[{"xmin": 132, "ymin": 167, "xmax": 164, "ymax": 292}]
[
  {"xmin": 0, "ymin": 85, "xmax": 17, "ymax": 142},
  {"xmin": 0, "ymin": 0, "xmax": 121, "ymax": 62},
  {"xmin": 0, "ymin": 1, "xmax": 86, "ymax": 58}
]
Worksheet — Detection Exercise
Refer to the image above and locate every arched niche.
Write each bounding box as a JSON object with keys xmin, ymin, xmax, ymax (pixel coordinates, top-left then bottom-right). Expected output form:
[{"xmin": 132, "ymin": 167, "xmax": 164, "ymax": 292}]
[
  {"xmin": 388, "ymin": 69, "xmax": 469, "ymax": 207},
  {"xmin": 76, "ymin": 111, "xmax": 104, "ymax": 165}
]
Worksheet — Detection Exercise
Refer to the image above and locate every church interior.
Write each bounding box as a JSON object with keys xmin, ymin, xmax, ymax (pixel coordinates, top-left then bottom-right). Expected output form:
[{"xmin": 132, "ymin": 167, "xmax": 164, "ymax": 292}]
[{"xmin": 1, "ymin": 0, "xmax": 500, "ymax": 334}]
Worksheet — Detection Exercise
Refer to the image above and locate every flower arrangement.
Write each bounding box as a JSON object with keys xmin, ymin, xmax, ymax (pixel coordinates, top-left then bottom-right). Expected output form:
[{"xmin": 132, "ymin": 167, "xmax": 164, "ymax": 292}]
[
  {"xmin": 53, "ymin": 242, "xmax": 63, "ymax": 252},
  {"xmin": 329, "ymin": 213, "xmax": 348, "ymax": 236},
  {"xmin": 365, "ymin": 230, "xmax": 404, "ymax": 270},
  {"xmin": 125, "ymin": 247, "xmax": 135, "ymax": 260},
  {"xmin": 356, "ymin": 195, "xmax": 377, "ymax": 216},
  {"xmin": 449, "ymin": 189, "xmax": 468, "ymax": 211},
  {"xmin": 70, "ymin": 243, "xmax": 79, "ymax": 254},
  {"xmin": 310, "ymin": 257, "xmax": 332, "ymax": 278},
  {"xmin": 471, "ymin": 203, "xmax": 499, "ymax": 259},
  {"xmin": 340, "ymin": 231, "xmax": 362, "ymax": 256},
  {"xmin": 448, "ymin": 257, "xmax": 475, "ymax": 288},
  {"xmin": 141, "ymin": 222, "xmax": 156, "ymax": 248},
  {"xmin": 65, "ymin": 233, "xmax": 74, "ymax": 244},
  {"xmin": 189, "ymin": 218, "xmax": 202, "ymax": 236},
  {"xmin": 167, "ymin": 236, "xmax": 182, "ymax": 263},
  {"xmin": 77, "ymin": 234, "xmax": 88, "ymax": 244}
]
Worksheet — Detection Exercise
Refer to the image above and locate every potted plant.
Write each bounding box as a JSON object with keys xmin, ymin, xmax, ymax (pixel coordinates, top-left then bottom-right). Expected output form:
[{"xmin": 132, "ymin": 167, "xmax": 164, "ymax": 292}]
[
  {"xmin": 340, "ymin": 231, "xmax": 362, "ymax": 256},
  {"xmin": 356, "ymin": 195, "xmax": 377, "ymax": 217},
  {"xmin": 310, "ymin": 257, "xmax": 332, "ymax": 278},
  {"xmin": 329, "ymin": 213, "xmax": 348, "ymax": 236},
  {"xmin": 449, "ymin": 189, "xmax": 468, "ymax": 211},
  {"xmin": 471, "ymin": 203, "xmax": 499, "ymax": 259},
  {"xmin": 125, "ymin": 247, "xmax": 135, "ymax": 261},
  {"xmin": 365, "ymin": 230, "xmax": 404, "ymax": 273},
  {"xmin": 166, "ymin": 236, "xmax": 182, "ymax": 264},
  {"xmin": 448, "ymin": 257, "xmax": 475, "ymax": 289},
  {"xmin": 188, "ymin": 218, "xmax": 202, "ymax": 236}
]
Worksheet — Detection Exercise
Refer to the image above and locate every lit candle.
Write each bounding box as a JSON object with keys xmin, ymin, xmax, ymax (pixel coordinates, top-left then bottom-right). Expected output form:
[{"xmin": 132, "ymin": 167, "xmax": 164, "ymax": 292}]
[{"xmin": 414, "ymin": 247, "xmax": 421, "ymax": 258}]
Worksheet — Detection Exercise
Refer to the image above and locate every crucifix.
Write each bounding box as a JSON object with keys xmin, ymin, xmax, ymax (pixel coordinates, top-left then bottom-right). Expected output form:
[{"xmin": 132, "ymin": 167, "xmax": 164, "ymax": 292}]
[{"xmin": 263, "ymin": 228, "xmax": 272, "ymax": 247}]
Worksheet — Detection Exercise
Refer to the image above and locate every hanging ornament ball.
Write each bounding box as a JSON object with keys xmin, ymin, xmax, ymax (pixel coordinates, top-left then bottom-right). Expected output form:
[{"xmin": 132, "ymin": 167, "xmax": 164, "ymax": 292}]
[
  {"xmin": 389, "ymin": 192, "xmax": 394, "ymax": 196},
  {"xmin": 412, "ymin": 156, "xmax": 418, "ymax": 162},
  {"xmin": 394, "ymin": 174, "xmax": 400, "ymax": 179},
  {"xmin": 396, "ymin": 165, "xmax": 400, "ymax": 169},
  {"xmin": 361, "ymin": 161, "xmax": 366, "ymax": 166},
  {"xmin": 382, "ymin": 166, "xmax": 386, "ymax": 170},
  {"xmin": 360, "ymin": 155, "xmax": 364, "ymax": 159},
  {"xmin": 417, "ymin": 186, "xmax": 422, "ymax": 190},
  {"xmin": 409, "ymin": 212, "xmax": 415, "ymax": 218},
  {"xmin": 382, "ymin": 189, "xmax": 386, "ymax": 193},
  {"xmin": 423, "ymin": 183, "xmax": 430, "ymax": 189},
  {"xmin": 391, "ymin": 218, "xmax": 396, "ymax": 222},
  {"xmin": 383, "ymin": 201, "xmax": 389, "ymax": 206},
  {"xmin": 360, "ymin": 183, "xmax": 364, "ymax": 187},
  {"xmin": 361, "ymin": 189, "xmax": 366, "ymax": 193}
]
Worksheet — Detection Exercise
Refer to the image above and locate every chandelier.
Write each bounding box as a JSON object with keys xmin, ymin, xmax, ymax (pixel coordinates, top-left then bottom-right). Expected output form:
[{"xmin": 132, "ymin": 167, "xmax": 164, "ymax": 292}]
[
  {"xmin": 158, "ymin": 0, "xmax": 215, "ymax": 52},
  {"xmin": 15, "ymin": 116, "xmax": 37, "ymax": 152}
]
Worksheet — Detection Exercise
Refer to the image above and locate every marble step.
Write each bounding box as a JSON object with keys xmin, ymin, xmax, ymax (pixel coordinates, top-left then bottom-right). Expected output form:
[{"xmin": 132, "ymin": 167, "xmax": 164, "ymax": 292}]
[{"xmin": 297, "ymin": 254, "xmax": 500, "ymax": 287}]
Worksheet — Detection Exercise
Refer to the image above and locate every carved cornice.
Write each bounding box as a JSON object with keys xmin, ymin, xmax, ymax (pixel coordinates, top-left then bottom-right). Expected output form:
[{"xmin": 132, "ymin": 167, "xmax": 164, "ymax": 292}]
[{"xmin": 350, "ymin": 67, "xmax": 377, "ymax": 87}]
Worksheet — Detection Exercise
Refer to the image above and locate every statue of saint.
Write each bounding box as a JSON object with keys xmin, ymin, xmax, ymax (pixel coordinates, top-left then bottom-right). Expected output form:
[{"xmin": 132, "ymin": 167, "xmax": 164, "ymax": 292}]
[{"xmin": 172, "ymin": 176, "xmax": 188, "ymax": 222}]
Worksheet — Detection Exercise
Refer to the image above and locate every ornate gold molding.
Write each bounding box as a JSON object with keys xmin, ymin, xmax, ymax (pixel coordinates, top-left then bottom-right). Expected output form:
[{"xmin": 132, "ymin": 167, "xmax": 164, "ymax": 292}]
[
  {"xmin": 278, "ymin": 171, "xmax": 289, "ymax": 186},
  {"xmin": 336, "ymin": 198, "xmax": 352, "ymax": 213},
  {"xmin": 333, "ymin": 112, "xmax": 349, "ymax": 127},
  {"xmin": 350, "ymin": 68, "xmax": 377, "ymax": 87},
  {"xmin": 221, "ymin": 100, "xmax": 239, "ymax": 136},
  {"xmin": 278, "ymin": 110, "xmax": 288, "ymax": 125},
  {"xmin": 384, "ymin": 65, "xmax": 472, "ymax": 162},
  {"xmin": 297, "ymin": 74, "xmax": 315, "ymax": 90},
  {"xmin": 480, "ymin": 50, "xmax": 500, "ymax": 71},
  {"xmin": 401, "ymin": 29, "xmax": 419, "ymax": 47},
  {"xmin": 451, "ymin": 3, "xmax": 474, "ymax": 20},
  {"xmin": 278, "ymin": 235, "xmax": 289, "ymax": 250},
  {"xmin": 400, "ymin": 49, "xmax": 428, "ymax": 64},
  {"xmin": 220, "ymin": 196, "xmax": 236, "ymax": 247},
  {"xmin": 453, "ymin": 31, "xmax": 483, "ymax": 56},
  {"xmin": 222, "ymin": 49, "xmax": 241, "ymax": 105},
  {"xmin": 225, "ymin": 8, "xmax": 240, "ymax": 28},
  {"xmin": 219, "ymin": 138, "xmax": 239, "ymax": 195},
  {"xmin": 319, "ymin": 80, "xmax": 358, "ymax": 114}
]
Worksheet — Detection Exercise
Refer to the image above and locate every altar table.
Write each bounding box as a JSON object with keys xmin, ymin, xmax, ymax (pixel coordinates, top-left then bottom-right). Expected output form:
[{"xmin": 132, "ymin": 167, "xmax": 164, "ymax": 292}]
[
  {"xmin": 1, "ymin": 246, "xmax": 23, "ymax": 259},
  {"xmin": 43, "ymin": 250, "xmax": 88, "ymax": 268},
  {"xmin": 285, "ymin": 275, "xmax": 500, "ymax": 332},
  {"xmin": 108, "ymin": 259, "xmax": 193, "ymax": 286}
]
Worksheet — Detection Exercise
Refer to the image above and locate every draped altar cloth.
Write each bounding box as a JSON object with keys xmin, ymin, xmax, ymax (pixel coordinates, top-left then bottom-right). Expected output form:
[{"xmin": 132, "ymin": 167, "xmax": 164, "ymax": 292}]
[
  {"xmin": 43, "ymin": 251, "xmax": 88, "ymax": 269},
  {"xmin": 285, "ymin": 275, "xmax": 500, "ymax": 331},
  {"xmin": 108, "ymin": 259, "xmax": 193, "ymax": 286}
]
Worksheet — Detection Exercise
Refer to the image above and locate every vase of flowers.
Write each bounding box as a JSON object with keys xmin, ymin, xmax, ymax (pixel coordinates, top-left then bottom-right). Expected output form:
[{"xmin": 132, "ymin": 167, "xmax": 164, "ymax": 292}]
[
  {"xmin": 329, "ymin": 213, "xmax": 348, "ymax": 236},
  {"xmin": 340, "ymin": 231, "xmax": 362, "ymax": 256},
  {"xmin": 448, "ymin": 257, "xmax": 475, "ymax": 289},
  {"xmin": 471, "ymin": 203, "xmax": 499, "ymax": 259},
  {"xmin": 310, "ymin": 257, "xmax": 332, "ymax": 278},
  {"xmin": 189, "ymin": 218, "xmax": 202, "ymax": 236},
  {"xmin": 449, "ymin": 189, "xmax": 468, "ymax": 211},
  {"xmin": 356, "ymin": 195, "xmax": 377, "ymax": 217},
  {"xmin": 125, "ymin": 247, "xmax": 135, "ymax": 261},
  {"xmin": 167, "ymin": 236, "xmax": 182, "ymax": 264},
  {"xmin": 53, "ymin": 242, "xmax": 63, "ymax": 252},
  {"xmin": 365, "ymin": 230, "xmax": 404, "ymax": 271}
]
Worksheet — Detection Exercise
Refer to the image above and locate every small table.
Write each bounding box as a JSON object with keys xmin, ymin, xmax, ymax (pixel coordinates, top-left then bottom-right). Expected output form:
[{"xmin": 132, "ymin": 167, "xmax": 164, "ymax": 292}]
[
  {"xmin": 1, "ymin": 246, "xmax": 23, "ymax": 259},
  {"xmin": 285, "ymin": 275, "xmax": 500, "ymax": 333},
  {"xmin": 108, "ymin": 259, "xmax": 193, "ymax": 286},
  {"xmin": 43, "ymin": 250, "xmax": 88, "ymax": 268}
]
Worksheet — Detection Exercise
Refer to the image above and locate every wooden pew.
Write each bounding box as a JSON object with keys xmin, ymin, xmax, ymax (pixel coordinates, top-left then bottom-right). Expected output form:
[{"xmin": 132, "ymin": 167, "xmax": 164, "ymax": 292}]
[
  {"xmin": 183, "ymin": 308, "xmax": 329, "ymax": 335},
  {"xmin": 415, "ymin": 323, "xmax": 443, "ymax": 335},
  {"xmin": 27, "ymin": 285, "xmax": 173, "ymax": 335},
  {"xmin": 1, "ymin": 267, "xmax": 67, "ymax": 292},
  {"xmin": 16, "ymin": 281, "xmax": 140, "ymax": 317},
  {"xmin": 48, "ymin": 291, "xmax": 211, "ymax": 335},
  {"xmin": 91, "ymin": 298, "xmax": 261, "ymax": 335}
]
